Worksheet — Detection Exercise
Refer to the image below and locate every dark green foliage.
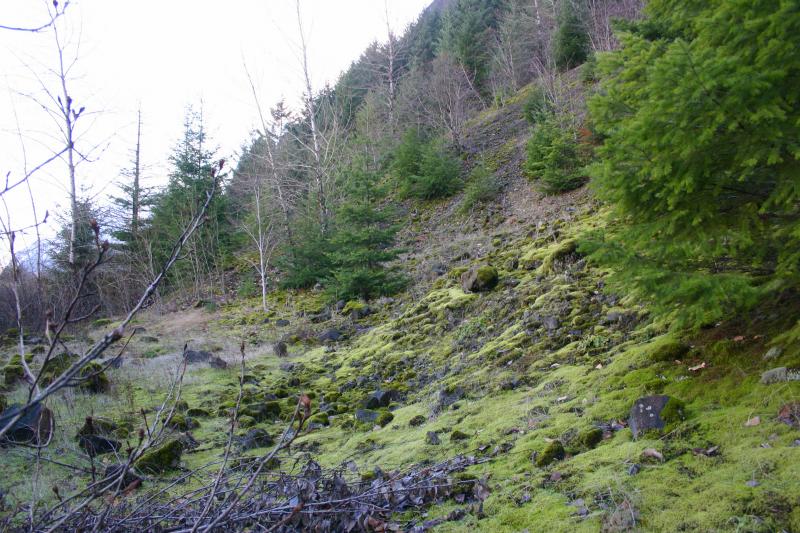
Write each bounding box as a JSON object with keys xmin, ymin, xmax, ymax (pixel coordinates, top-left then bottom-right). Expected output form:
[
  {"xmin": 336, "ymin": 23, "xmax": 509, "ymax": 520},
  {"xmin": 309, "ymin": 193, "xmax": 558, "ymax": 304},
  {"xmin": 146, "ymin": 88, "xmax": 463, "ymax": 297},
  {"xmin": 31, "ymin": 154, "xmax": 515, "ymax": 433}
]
[
  {"xmin": 438, "ymin": 0, "xmax": 503, "ymax": 92},
  {"xmin": 587, "ymin": 0, "xmax": 800, "ymax": 330},
  {"xmin": 325, "ymin": 160, "xmax": 405, "ymax": 301},
  {"xmin": 146, "ymin": 107, "xmax": 235, "ymax": 292},
  {"xmin": 459, "ymin": 162, "xmax": 503, "ymax": 213},
  {"xmin": 280, "ymin": 218, "xmax": 333, "ymax": 289},
  {"xmin": 522, "ymin": 86, "xmax": 551, "ymax": 125},
  {"xmin": 525, "ymin": 116, "xmax": 588, "ymax": 194},
  {"xmin": 395, "ymin": 131, "xmax": 462, "ymax": 200},
  {"xmin": 553, "ymin": 0, "xmax": 590, "ymax": 70}
]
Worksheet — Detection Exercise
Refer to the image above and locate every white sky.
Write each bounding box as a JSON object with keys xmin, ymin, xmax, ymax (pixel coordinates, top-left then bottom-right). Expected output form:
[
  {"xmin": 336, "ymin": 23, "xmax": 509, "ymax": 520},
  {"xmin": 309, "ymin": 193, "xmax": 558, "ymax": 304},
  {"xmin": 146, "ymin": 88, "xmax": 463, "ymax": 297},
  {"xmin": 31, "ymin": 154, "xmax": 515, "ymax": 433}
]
[{"xmin": 0, "ymin": 0, "xmax": 430, "ymax": 260}]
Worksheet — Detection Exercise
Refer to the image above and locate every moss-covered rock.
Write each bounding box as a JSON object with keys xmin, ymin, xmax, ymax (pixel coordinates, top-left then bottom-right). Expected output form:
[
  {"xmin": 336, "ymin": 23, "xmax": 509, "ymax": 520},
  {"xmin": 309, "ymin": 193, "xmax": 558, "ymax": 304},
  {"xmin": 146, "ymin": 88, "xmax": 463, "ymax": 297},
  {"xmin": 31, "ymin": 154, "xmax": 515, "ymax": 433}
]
[
  {"xmin": 461, "ymin": 265, "xmax": 499, "ymax": 293},
  {"xmin": 536, "ymin": 440, "xmax": 565, "ymax": 467},
  {"xmin": 309, "ymin": 412, "xmax": 330, "ymax": 426},
  {"xmin": 578, "ymin": 428, "xmax": 603, "ymax": 450},
  {"xmin": 164, "ymin": 413, "xmax": 200, "ymax": 431},
  {"xmin": 3, "ymin": 362, "xmax": 25, "ymax": 385},
  {"xmin": 187, "ymin": 407, "xmax": 210, "ymax": 418},
  {"xmin": 660, "ymin": 397, "xmax": 687, "ymax": 424},
  {"xmin": 450, "ymin": 429, "xmax": 470, "ymax": 441},
  {"xmin": 375, "ymin": 409, "xmax": 394, "ymax": 427},
  {"xmin": 77, "ymin": 361, "xmax": 110, "ymax": 393},
  {"xmin": 409, "ymin": 414, "xmax": 426, "ymax": 427},
  {"xmin": 241, "ymin": 401, "xmax": 282, "ymax": 422},
  {"xmin": 650, "ymin": 340, "xmax": 690, "ymax": 362},
  {"xmin": 238, "ymin": 415, "xmax": 256, "ymax": 428},
  {"xmin": 136, "ymin": 437, "xmax": 183, "ymax": 474}
]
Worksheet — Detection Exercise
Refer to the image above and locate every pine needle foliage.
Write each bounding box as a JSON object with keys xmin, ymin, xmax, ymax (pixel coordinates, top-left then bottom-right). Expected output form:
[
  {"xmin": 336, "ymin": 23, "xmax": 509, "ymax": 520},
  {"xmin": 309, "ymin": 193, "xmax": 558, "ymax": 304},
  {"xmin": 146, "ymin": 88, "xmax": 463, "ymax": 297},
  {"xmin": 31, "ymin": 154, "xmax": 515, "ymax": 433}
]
[{"xmin": 587, "ymin": 0, "xmax": 800, "ymax": 329}]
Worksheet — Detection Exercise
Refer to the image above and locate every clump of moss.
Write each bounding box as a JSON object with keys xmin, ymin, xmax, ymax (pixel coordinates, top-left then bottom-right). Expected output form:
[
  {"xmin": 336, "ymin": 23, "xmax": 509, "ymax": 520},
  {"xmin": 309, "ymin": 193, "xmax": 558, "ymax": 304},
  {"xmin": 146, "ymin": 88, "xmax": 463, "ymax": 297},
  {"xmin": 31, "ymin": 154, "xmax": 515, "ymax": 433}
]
[
  {"xmin": 3, "ymin": 358, "xmax": 25, "ymax": 385},
  {"xmin": 39, "ymin": 352, "xmax": 85, "ymax": 386},
  {"xmin": 660, "ymin": 397, "xmax": 687, "ymax": 424},
  {"xmin": 578, "ymin": 428, "xmax": 604, "ymax": 450},
  {"xmin": 650, "ymin": 340, "xmax": 690, "ymax": 362},
  {"xmin": 409, "ymin": 415, "xmax": 426, "ymax": 427},
  {"xmin": 0, "ymin": 394, "xmax": 6, "ymax": 413},
  {"xmin": 167, "ymin": 413, "xmax": 200, "ymax": 431},
  {"xmin": 536, "ymin": 440, "xmax": 565, "ymax": 467},
  {"xmin": 238, "ymin": 415, "xmax": 257, "ymax": 428},
  {"xmin": 92, "ymin": 318, "xmax": 113, "ymax": 327},
  {"xmin": 77, "ymin": 361, "xmax": 110, "ymax": 394},
  {"xmin": 375, "ymin": 410, "xmax": 394, "ymax": 427},
  {"xmin": 538, "ymin": 240, "xmax": 577, "ymax": 274},
  {"xmin": 187, "ymin": 407, "xmax": 210, "ymax": 418},
  {"xmin": 450, "ymin": 429, "xmax": 470, "ymax": 441},
  {"xmin": 136, "ymin": 438, "xmax": 183, "ymax": 474},
  {"xmin": 309, "ymin": 412, "xmax": 330, "ymax": 426}
]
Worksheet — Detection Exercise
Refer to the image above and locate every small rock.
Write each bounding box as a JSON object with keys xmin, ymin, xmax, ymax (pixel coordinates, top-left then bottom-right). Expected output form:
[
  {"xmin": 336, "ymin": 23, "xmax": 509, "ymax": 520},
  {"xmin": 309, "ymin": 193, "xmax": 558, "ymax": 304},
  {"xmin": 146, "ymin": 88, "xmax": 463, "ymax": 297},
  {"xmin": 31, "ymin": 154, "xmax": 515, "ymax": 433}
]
[
  {"xmin": 355, "ymin": 409, "xmax": 379, "ymax": 424},
  {"xmin": 273, "ymin": 341, "xmax": 288, "ymax": 357},
  {"xmin": 309, "ymin": 310, "xmax": 332, "ymax": 323},
  {"xmin": 364, "ymin": 389, "xmax": 397, "ymax": 409},
  {"xmin": 763, "ymin": 346, "xmax": 783, "ymax": 360},
  {"xmin": 0, "ymin": 403, "xmax": 53, "ymax": 445},
  {"xmin": 542, "ymin": 316, "xmax": 560, "ymax": 332},
  {"xmin": 103, "ymin": 464, "xmax": 140, "ymax": 488},
  {"xmin": 184, "ymin": 350, "xmax": 212, "ymax": 364},
  {"xmin": 318, "ymin": 329, "xmax": 342, "ymax": 343},
  {"xmin": 761, "ymin": 367, "xmax": 788, "ymax": 384},
  {"xmin": 744, "ymin": 416, "xmax": 761, "ymax": 427},
  {"xmin": 239, "ymin": 428, "xmax": 274, "ymax": 450},
  {"xmin": 641, "ymin": 448, "xmax": 664, "ymax": 463},
  {"xmin": 627, "ymin": 463, "xmax": 641, "ymax": 476},
  {"xmin": 208, "ymin": 356, "xmax": 227, "ymax": 369},
  {"xmin": 777, "ymin": 402, "xmax": 800, "ymax": 428},
  {"xmin": 629, "ymin": 395, "xmax": 675, "ymax": 439},
  {"xmin": 409, "ymin": 415, "xmax": 427, "ymax": 427},
  {"xmin": 275, "ymin": 319, "xmax": 290, "ymax": 327},
  {"xmin": 425, "ymin": 431, "xmax": 441, "ymax": 445},
  {"xmin": 460, "ymin": 265, "xmax": 499, "ymax": 293}
]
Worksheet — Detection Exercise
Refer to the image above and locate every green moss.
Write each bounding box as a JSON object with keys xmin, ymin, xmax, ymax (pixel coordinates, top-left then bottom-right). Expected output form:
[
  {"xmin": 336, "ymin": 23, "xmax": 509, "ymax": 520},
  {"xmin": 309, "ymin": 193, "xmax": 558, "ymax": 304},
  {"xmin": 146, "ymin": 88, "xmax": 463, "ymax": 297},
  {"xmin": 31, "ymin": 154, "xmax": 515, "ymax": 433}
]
[
  {"xmin": 659, "ymin": 397, "xmax": 687, "ymax": 424},
  {"xmin": 450, "ymin": 429, "xmax": 470, "ymax": 441},
  {"xmin": 578, "ymin": 428, "xmax": 603, "ymax": 450},
  {"xmin": 649, "ymin": 339, "xmax": 690, "ymax": 362},
  {"xmin": 375, "ymin": 409, "xmax": 394, "ymax": 427},
  {"xmin": 536, "ymin": 440, "xmax": 565, "ymax": 467},
  {"xmin": 342, "ymin": 300, "xmax": 366, "ymax": 315},
  {"xmin": 3, "ymin": 363, "xmax": 24, "ymax": 385},
  {"xmin": 310, "ymin": 412, "xmax": 330, "ymax": 426},
  {"xmin": 238, "ymin": 415, "xmax": 256, "ymax": 428},
  {"xmin": 168, "ymin": 413, "xmax": 199, "ymax": 431},
  {"xmin": 187, "ymin": 408, "xmax": 210, "ymax": 418},
  {"xmin": 409, "ymin": 415, "xmax": 426, "ymax": 427},
  {"xmin": 136, "ymin": 437, "xmax": 183, "ymax": 474},
  {"xmin": 77, "ymin": 361, "xmax": 110, "ymax": 393},
  {"xmin": 92, "ymin": 318, "xmax": 113, "ymax": 327}
]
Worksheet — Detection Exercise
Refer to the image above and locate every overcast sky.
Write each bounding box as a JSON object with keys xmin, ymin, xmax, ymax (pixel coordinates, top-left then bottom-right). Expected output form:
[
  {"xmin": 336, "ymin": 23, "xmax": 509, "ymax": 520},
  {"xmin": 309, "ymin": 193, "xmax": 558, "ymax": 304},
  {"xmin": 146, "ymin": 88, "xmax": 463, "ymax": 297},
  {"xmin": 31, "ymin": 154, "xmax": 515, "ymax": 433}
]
[{"xmin": 0, "ymin": 0, "xmax": 430, "ymax": 260}]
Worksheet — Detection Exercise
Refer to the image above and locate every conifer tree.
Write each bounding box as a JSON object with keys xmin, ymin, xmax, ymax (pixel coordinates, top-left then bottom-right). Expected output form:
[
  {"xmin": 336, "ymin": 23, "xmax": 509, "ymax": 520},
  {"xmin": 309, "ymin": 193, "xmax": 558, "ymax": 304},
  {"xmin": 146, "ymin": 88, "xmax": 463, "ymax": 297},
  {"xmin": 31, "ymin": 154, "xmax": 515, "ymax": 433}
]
[
  {"xmin": 325, "ymin": 157, "xmax": 404, "ymax": 301},
  {"xmin": 553, "ymin": 0, "xmax": 590, "ymax": 70},
  {"xmin": 588, "ymin": 0, "xmax": 800, "ymax": 328}
]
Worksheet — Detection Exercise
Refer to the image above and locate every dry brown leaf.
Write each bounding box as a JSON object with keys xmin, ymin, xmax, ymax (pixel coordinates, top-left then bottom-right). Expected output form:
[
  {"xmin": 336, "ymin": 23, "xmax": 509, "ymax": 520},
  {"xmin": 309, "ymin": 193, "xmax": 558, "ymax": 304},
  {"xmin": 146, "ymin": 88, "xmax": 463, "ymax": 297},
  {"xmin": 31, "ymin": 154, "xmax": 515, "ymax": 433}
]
[{"xmin": 641, "ymin": 448, "xmax": 664, "ymax": 462}]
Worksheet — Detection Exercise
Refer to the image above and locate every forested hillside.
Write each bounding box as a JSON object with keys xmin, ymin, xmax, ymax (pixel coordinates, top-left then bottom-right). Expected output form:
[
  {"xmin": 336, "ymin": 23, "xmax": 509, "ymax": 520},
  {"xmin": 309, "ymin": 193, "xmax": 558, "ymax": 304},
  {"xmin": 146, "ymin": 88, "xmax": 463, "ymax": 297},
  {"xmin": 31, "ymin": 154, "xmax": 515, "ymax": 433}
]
[{"xmin": 1, "ymin": 0, "xmax": 799, "ymax": 531}]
